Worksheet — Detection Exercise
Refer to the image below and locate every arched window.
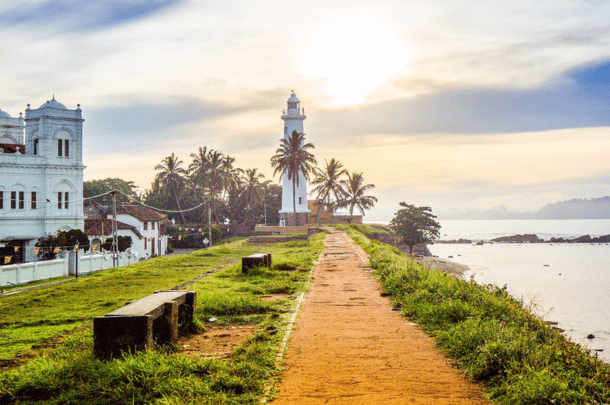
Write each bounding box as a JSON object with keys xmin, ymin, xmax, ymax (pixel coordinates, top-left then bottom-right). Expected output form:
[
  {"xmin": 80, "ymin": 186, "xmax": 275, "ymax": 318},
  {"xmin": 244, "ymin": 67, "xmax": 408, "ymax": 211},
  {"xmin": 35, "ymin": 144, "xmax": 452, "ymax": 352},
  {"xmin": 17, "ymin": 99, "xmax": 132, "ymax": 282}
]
[{"xmin": 55, "ymin": 129, "xmax": 72, "ymax": 158}]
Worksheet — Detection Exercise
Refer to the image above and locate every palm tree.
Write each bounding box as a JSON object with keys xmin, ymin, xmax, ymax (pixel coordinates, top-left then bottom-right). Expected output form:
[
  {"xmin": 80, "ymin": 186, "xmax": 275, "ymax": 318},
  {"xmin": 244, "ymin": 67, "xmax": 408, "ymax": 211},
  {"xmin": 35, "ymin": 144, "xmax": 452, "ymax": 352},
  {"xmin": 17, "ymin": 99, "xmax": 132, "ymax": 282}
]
[
  {"xmin": 337, "ymin": 172, "xmax": 378, "ymax": 216},
  {"xmin": 154, "ymin": 153, "xmax": 188, "ymax": 223},
  {"xmin": 220, "ymin": 154, "xmax": 243, "ymax": 200},
  {"xmin": 242, "ymin": 168, "xmax": 270, "ymax": 214},
  {"xmin": 271, "ymin": 131, "xmax": 316, "ymax": 226},
  {"xmin": 310, "ymin": 158, "xmax": 347, "ymax": 224},
  {"xmin": 189, "ymin": 146, "xmax": 210, "ymax": 182}
]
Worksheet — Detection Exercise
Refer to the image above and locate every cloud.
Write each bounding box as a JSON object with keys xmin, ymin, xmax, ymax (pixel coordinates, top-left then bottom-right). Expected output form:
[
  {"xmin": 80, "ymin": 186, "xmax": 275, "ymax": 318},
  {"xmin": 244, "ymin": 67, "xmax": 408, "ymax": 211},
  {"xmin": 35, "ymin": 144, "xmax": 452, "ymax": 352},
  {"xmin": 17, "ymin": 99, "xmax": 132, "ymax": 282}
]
[
  {"xmin": 315, "ymin": 60, "xmax": 610, "ymax": 137},
  {"xmin": 0, "ymin": 0, "xmax": 181, "ymax": 32}
]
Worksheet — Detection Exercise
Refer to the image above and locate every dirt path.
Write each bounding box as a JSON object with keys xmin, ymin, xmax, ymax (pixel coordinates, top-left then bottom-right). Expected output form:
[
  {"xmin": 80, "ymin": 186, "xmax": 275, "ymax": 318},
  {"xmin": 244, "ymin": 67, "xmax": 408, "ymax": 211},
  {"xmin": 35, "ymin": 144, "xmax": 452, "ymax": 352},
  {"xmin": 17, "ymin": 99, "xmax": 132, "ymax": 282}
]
[{"xmin": 271, "ymin": 229, "xmax": 488, "ymax": 404}]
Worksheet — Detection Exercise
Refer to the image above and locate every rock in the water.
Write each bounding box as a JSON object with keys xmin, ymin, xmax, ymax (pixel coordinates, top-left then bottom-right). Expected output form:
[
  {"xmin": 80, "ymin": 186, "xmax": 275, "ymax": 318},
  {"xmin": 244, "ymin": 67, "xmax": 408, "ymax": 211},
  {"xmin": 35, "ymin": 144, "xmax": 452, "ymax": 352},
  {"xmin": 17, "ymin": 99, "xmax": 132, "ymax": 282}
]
[{"xmin": 492, "ymin": 234, "xmax": 540, "ymax": 243}]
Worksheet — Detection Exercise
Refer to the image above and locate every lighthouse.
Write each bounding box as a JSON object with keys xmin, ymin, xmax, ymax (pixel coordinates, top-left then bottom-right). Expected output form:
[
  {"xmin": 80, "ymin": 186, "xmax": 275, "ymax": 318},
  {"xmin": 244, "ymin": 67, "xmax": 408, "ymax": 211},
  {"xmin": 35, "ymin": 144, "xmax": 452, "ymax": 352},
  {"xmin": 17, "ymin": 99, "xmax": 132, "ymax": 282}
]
[{"xmin": 279, "ymin": 91, "xmax": 309, "ymax": 226}]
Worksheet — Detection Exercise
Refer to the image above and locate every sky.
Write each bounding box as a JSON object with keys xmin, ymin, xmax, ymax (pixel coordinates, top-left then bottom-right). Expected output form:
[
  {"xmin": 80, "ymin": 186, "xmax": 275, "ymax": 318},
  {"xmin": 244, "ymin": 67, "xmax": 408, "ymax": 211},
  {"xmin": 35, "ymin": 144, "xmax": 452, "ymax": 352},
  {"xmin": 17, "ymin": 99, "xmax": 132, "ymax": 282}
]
[{"xmin": 1, "ymin": 0, "xmax": 610, "ymax": 221}]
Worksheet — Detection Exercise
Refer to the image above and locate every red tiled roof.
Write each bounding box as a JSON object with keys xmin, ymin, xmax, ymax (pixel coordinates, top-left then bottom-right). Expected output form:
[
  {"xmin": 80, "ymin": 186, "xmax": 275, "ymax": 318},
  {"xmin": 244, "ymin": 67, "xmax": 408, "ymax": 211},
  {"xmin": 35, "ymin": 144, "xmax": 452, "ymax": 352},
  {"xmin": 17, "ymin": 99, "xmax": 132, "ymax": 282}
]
[
  {"xmin": 84, "ymin": 218, "xmax": 143, "ymax": 239},
  {"xmin": 117, "ymin": 205, "xmax": 165, "ymax": 221}
]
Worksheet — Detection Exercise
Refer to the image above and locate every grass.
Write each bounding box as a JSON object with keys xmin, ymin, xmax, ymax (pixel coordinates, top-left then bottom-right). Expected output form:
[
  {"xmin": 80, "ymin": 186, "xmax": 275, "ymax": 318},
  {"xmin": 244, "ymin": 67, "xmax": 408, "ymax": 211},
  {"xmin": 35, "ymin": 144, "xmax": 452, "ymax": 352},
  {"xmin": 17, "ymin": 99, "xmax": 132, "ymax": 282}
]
[
  {"xmin": 0, "ymin": 276, "xmax": 73, "ymax": 293},
  {"xmin": 340, "ymin": 225, "xmax": 610, "ymax": 405},
  {"xmin": 0, "ymin": 232, "xmax": 325, "ymax": 404}
]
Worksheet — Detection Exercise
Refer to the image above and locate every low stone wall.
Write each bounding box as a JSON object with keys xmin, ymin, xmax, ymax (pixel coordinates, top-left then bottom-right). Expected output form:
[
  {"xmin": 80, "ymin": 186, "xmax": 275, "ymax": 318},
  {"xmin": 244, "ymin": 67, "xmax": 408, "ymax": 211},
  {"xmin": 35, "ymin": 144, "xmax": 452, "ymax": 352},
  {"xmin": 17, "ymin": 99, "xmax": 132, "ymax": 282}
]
[{"xmin": 254, "ymin": 225, "xmax": 310, "ymax": 235}]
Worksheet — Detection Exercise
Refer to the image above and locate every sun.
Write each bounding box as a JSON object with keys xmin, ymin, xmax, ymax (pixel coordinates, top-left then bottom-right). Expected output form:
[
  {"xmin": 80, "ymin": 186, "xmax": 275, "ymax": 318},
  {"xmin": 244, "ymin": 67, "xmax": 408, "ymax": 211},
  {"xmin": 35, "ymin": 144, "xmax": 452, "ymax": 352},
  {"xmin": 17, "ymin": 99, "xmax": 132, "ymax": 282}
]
[{"xmin": 299, "ymin": 10, "xmax": 410, "ymax": 106}]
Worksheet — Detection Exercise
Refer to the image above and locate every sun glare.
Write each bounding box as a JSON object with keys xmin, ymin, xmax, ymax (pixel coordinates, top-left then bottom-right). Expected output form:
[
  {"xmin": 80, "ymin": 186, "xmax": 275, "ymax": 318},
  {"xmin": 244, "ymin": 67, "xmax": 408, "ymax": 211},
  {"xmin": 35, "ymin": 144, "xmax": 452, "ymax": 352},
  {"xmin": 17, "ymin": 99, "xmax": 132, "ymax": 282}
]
[{"xmin": 300, "ymin": 11, "xmax": 409, "ymax": 106}]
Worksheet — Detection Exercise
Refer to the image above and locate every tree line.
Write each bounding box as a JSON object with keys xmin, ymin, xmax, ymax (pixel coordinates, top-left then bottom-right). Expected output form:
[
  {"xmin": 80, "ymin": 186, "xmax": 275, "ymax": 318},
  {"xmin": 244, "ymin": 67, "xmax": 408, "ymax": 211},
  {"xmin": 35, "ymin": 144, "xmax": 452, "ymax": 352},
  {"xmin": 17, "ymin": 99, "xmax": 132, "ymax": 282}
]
[{"xmin": 84, "ymin": 140, "xmax": 378, "ymax": 226}]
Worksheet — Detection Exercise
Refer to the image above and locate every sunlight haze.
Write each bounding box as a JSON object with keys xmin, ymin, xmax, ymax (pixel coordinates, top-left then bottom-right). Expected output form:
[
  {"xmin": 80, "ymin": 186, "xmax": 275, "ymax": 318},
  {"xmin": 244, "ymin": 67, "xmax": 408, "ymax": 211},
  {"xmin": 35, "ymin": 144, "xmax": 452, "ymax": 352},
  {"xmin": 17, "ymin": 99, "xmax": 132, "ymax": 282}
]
[{"xmin": 2, "ymin": 0, "xmax": 610, "ymax": 221}]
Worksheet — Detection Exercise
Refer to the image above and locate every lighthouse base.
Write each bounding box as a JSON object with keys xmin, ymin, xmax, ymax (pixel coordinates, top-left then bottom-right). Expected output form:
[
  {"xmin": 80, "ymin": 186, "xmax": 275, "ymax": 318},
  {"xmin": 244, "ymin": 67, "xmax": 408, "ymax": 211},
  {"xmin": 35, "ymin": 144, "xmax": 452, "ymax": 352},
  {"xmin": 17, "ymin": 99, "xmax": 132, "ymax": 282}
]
[{"xmin": 279, "ymin": 212, "xmax": 309, "ymax": 227}]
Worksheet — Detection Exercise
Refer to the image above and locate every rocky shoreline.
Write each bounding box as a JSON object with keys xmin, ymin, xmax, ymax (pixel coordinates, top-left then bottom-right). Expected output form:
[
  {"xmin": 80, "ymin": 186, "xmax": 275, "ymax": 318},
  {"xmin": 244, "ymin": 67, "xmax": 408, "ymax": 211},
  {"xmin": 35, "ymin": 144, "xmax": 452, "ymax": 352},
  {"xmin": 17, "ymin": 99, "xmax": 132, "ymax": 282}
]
[{"xmin": 436, "ymin": 233, "xmax": 610, "ymax": 244}]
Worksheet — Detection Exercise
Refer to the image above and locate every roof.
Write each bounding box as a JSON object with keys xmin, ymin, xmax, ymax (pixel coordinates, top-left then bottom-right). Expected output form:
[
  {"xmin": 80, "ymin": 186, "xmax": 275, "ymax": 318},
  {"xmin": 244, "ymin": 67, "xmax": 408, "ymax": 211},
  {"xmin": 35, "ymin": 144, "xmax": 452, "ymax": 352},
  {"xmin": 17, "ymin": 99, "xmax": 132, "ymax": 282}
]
[
  {"xmin": 287, "ymin": 91, "xmax": 300, "ymax": 103},
  {"xmin": 117, "ymin": 204, "xmax": 165, "ymax": 221},
  {"xmin": 39, "ymin": 96, "xmax": 67, "ymax": 110},
  {"xmin": 84, "ymin": 218, "xmax": 143, "ymax": 239},
  {"xmin": 0, "ymin": 108, "xmax": 11, "ymax": 118}
]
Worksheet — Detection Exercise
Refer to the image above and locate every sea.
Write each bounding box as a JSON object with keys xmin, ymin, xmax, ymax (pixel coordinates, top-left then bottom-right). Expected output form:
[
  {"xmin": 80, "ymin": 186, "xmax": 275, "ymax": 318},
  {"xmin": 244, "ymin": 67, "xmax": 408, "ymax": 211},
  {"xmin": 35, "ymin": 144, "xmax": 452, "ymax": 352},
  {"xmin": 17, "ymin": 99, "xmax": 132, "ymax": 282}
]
[{"xmin": 429, "ymin": 219, "xmax": 610, "ymax": 363}]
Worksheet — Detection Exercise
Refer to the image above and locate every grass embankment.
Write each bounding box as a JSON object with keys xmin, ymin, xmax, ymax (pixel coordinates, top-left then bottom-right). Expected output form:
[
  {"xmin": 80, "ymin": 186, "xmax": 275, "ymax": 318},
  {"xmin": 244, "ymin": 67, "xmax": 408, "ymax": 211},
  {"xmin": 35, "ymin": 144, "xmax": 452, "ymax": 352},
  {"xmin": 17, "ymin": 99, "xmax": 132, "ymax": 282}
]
[
  {"xmin": 340, "ymin": 224, "xmax": 610, "ymax": 405},
  {"xmin": 0, "ymin": 234, "xmax": 325, "ymax": 404}
]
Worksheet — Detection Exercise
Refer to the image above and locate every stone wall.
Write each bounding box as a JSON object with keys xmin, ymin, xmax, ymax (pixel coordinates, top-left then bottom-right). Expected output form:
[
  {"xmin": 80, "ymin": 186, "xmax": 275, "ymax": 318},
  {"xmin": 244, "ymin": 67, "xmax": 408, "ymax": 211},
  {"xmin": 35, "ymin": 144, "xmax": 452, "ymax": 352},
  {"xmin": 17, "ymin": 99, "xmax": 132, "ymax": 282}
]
[
  {"xmin": 279, "ymin": 212, "xmax": 309, "ymax": 226},
  {"xmin": 254, "ymin": 225, "xmax": 310, "ymax": 235}
]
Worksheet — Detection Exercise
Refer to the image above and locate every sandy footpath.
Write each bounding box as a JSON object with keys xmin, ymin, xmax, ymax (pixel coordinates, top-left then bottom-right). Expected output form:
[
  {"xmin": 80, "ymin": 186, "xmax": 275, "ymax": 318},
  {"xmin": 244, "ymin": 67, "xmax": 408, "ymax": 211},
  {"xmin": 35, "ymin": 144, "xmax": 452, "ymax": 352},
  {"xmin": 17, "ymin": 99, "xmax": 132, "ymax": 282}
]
[{"xmin": 271, "ymin": 229, "xmax": 488, "ymax": 404}]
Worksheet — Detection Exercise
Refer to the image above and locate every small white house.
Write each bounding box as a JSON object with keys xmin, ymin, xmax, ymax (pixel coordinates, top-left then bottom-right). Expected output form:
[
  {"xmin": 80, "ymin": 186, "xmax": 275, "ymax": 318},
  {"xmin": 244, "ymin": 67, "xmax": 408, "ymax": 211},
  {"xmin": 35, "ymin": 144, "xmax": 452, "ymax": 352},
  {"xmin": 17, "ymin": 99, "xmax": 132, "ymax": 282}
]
[
  {"xmin": 84, "ymin": 218, "xmax": 143, "ymax": 253},
  {"xmin": 116, "ymin": 205, "xmax": 168, "ymax": 257},
  {"xmin": 1, "ymin": 98, "xmax": 85, "ymax": 265},
  {"xmin": 84, "ymin": 203, "xmax": 169, "ymax": 258}
]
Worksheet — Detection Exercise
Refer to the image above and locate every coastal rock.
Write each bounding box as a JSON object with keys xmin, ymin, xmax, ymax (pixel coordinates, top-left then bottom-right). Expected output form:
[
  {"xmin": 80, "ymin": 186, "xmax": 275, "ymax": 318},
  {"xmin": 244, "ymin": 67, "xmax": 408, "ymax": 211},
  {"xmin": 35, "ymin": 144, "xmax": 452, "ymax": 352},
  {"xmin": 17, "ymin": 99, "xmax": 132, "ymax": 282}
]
[
  {"xmin": 587, "ymin": 334, "xmax": 595, "ymax": 339},
  {"xmin": 491, "ymin": 234, "xmax": 540, "ymax": 243},
  {"xmin": 574, "ymin": 235, "xmax": 592, "ymax": 243},
  {"xmin": 550, "ymin": 234, "xmax": 610, "ymax": 243},
  {"xmin": 435, "ymin": 239, "xmax": 473, "ymax": 244}
]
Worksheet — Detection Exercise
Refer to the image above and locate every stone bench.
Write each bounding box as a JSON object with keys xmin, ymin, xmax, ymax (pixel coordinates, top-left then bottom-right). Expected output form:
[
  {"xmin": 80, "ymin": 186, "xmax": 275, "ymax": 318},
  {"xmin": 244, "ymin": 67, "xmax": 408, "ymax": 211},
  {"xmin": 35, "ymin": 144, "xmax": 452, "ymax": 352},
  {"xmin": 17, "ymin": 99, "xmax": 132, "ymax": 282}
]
[
  {"xmin": 93, "ymin": 290, "xmax": 196, "ymax": 359},
  {"xmin": 242, "ymin": 253, "xmax": 272, "ymax": 273}
]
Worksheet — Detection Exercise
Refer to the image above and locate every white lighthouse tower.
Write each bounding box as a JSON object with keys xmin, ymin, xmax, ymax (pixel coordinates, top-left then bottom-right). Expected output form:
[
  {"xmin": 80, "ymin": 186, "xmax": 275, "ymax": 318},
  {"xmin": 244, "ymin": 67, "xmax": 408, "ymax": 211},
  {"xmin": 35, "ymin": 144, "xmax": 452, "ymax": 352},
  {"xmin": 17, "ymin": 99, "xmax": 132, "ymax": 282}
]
[{"xmin": 279, "ymin": 91, "xmax": 310, "ymax": 226}]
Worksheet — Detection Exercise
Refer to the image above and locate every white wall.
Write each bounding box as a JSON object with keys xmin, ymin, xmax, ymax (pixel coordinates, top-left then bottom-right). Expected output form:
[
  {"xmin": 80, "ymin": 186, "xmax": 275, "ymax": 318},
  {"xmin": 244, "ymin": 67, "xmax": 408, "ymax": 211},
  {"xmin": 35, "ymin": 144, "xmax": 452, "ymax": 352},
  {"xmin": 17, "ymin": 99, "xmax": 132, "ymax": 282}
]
[
  {"xmin": 1, "ymin": 252, "xmax": 138, "ymax": 287},
  {"xmin": 1, "ymin": 256, "xmax": 67, "ymax": 286}
]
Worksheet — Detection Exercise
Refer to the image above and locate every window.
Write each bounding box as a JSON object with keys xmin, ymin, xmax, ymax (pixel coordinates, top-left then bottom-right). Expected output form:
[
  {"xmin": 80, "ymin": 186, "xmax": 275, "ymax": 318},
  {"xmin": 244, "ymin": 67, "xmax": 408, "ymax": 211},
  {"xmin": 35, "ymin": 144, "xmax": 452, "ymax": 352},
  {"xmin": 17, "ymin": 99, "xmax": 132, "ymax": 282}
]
[
  {"xmin": 58, "ymin": 192, "xmax": 62, "ymax": 209},
  {"xmin": 298, "ymin": 197, "xmax": 302, "ymax": 205},
  {"xmin": 65, "ymin": 140, "xmax": 69, "ymax": 157},
  {"xmin": 19, "ymin": 192, "xmax": 24, "ymax": 209},
  {"xmin": 0, "ymin": 191, "xmax": 3, "ymax": 209},
  {"xmin": 64, "ymin": 192, "xmax": 69, "ymax": 209},
  {"xmin": 143, "ymin": 222, "xmax": 148, "ymax": 231},
  {"xmin": 11, "ymin": 191, "xmax": 16, "ymax": 209},
  {"xmin": 31, "ymin": 192, "xmax": 37, "ymax": 209},
  {"xmin": 34, "ymin": 139, "xmax": 38, "ymax": 155},
  {"xmin": 152, "ymin": 222, "xmax": 155, "ymax": 230},
  {"xmin": 58, "ymin": 139, "xmax": 63, "ymax": 157},
  {"xmin": 144, "ymin": 238, "xmax": 147, "ymax": 250}
]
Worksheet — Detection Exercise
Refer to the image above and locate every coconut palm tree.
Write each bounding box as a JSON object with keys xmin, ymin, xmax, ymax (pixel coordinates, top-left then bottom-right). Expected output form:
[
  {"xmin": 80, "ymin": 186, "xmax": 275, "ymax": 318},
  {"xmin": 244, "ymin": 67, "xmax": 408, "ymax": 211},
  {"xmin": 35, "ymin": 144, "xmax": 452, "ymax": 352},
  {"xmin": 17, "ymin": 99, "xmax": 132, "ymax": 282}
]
[
  {"xmin": 242, "ymin": 168, "xmax": 270, "ymax": 212},
  {"xmin": 271, "ymin": 131, "xmax": 316, "ymax": 226},
  {"xmin": 337, "ymin": 172, "xmax": 378, "ymax": 216},
  {"xmin": 154, "ymin": 153, "xmax": 188, "ymax": 223},
  {"xmin": 220, "ymin": 154, "xmax": 243, "ymax": 200},
  {"xmin": 189, "ymin": 146, "xmax": 210, "ymax": 182},
  {"xmin": 310, "ymin": 158, "xmax": 348, "ymax": 223}
]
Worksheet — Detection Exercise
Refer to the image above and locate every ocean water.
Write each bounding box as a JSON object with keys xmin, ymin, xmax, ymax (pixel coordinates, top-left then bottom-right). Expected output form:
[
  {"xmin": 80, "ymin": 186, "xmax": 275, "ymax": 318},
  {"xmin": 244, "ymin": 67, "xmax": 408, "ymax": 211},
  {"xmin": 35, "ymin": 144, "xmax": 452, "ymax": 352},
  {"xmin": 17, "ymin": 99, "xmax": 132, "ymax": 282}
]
[{"xmin": 430, "ymin": 220, "xmax": 610, "ymax": 363}]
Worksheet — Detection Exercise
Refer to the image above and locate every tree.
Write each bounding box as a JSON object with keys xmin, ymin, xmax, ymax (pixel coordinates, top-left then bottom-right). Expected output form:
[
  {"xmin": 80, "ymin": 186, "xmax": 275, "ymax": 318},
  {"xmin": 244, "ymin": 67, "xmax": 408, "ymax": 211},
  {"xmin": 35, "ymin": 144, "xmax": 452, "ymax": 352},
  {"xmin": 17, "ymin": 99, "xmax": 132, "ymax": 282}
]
[
  {"xmin": 154, "ymin": 153, "xmax": 187, "ymax": 224},
  {"xmin": 240, "ymin": 168, "xmax": 271, "ymax": 223},
  {"xmin": 271, "ymin": 131, "xmax": 316, "ymax": 225},
  {"xmin": 310, "ymin": 158, "xmax": 347, "ymax": 223},
  {"xmin": 102, "ymin": 236, "xmax": 132, "ymax": 252},
  {"xmin": 83, "ymin": 178, "xmax": 138, "ymax": 205},
  {"xmin": 337, "ymin": 172, "xmax": 378, "ymax": 216},
  {"xmin": 389, "ymin": 203, "xmax": 441, "ymax": 255},
  {"xmin": 36, "ymin": 229, "xmax": 90, "ymax": 260}
]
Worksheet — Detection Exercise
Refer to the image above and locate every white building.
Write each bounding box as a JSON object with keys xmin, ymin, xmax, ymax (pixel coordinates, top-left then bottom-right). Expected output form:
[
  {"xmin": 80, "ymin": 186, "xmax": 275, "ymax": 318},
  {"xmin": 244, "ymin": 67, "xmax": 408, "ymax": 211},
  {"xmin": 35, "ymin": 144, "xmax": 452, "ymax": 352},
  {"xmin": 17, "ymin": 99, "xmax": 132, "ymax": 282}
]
[
  {"xmin": 84, "ymin": 203, "xmax": 169, "ymax": 258},
  {"xmin": 279, "ymin": 92, "xmax": 310, "ymax": 226},
  {"xmin": 116, "ymin": 205, "xmax": 169, "ymax": 257},
  {"xmin": 0, "ymin": 97, "xmax": 85, "ymax": 264}
]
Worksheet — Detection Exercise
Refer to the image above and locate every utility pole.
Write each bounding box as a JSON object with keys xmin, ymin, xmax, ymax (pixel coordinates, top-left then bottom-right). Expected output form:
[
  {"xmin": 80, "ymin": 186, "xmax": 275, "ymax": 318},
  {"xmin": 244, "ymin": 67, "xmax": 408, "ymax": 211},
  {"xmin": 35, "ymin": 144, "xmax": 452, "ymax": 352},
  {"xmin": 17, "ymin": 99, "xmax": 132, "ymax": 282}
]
[
  {"xmin": 208, "ymin": 203, "xmax": 212, "ymax": 248},
  {"xmin": 111, "ymin": 190, "xmax": 118, "ymax": 267}
]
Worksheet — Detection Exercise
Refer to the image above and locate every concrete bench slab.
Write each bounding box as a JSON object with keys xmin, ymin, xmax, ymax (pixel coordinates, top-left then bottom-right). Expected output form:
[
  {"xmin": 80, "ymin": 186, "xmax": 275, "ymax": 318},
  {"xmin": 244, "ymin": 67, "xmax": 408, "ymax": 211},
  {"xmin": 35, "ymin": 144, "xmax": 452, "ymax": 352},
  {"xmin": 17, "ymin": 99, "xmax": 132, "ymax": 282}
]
[
  {"xmin": 242, "ymin": 253, "xmax": 272, "ymax": 272},
  {"xmin": 94, "ymin": 290, "xmax": 196, "ymax": 359}
]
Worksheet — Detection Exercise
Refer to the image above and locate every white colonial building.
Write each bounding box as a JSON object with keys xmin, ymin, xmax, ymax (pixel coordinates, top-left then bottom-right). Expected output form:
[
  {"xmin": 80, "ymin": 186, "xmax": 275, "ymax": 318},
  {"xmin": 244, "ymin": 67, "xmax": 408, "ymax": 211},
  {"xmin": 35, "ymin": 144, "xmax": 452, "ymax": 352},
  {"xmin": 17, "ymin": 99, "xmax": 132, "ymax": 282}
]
[
  {"xmin": 84, "ymin": 202, "xmax": 169, "ymax": 258},
  {"xmin": 0, "ymin": 97, "xmax": 85, "ymax": 264},
  {"xmin": 279, "ymin": 92, "xmax": 310, "ymax": 226}
]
